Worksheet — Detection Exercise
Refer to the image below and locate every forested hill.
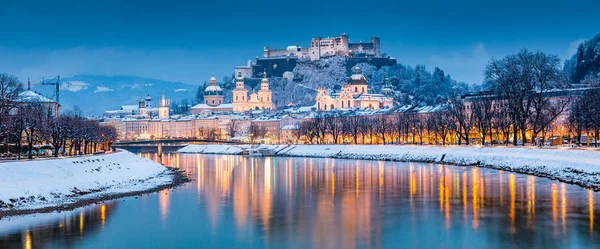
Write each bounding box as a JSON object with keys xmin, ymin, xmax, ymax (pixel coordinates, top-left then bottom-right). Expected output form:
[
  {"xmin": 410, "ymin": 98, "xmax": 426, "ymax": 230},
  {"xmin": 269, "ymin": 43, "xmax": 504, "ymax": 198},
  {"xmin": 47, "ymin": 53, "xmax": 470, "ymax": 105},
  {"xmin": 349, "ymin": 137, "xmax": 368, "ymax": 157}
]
[
  {"xmin": 197, "ymin": 57, "xmax": 472, "ymax": 109},
  {"xmin": 564, "ymin": 33, "xmax": 600, "ymax": 83},
  {"xmin": 291, "ymin": 56, "xmax": 471, "ymax": 105}
]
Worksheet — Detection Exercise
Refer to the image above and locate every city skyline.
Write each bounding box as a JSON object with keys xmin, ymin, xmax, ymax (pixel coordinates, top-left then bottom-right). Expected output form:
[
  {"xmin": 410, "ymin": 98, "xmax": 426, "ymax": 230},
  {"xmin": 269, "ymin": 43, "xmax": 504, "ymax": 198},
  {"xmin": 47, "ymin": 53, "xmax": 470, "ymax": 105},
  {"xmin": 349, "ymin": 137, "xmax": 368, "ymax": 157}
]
[{"xmin": 1, "ymin": 0, "xmax": 599, "ymax": 85}]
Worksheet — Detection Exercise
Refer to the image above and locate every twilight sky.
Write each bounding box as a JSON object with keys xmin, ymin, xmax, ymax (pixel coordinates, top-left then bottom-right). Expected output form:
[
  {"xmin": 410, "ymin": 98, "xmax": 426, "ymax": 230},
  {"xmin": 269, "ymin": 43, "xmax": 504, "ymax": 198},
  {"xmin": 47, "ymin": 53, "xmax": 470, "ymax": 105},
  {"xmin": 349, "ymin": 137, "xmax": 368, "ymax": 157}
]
[{"xmin": 1, "ymin": 0, "xmax": 599, "ymax": 85}]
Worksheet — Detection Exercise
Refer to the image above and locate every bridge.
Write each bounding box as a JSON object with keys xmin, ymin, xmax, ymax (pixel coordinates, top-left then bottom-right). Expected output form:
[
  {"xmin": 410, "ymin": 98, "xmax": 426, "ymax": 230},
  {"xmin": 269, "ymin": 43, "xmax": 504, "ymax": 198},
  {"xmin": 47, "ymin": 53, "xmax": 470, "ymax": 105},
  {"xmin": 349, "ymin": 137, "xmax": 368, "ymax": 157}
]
[
  {"xmin": 113, "ymin": 138, "xmax": 243, "ymax": 146},
  {"xmin": 113, "ymin": 139, "xmax": 245, "ymax": 154}
]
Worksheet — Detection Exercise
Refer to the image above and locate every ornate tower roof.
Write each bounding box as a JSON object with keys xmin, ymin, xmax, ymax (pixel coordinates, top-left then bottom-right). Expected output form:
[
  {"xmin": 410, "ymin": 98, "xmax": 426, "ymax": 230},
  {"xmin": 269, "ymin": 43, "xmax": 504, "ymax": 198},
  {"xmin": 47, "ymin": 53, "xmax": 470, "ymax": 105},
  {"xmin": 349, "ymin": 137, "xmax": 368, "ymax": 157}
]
[
  {"xmin": 204, "ymin": 74, "xmax": 223, "ymax": 96},
  {"xmin": 349, "ymin": 67, "xmax": 367, "ymax": 85}
]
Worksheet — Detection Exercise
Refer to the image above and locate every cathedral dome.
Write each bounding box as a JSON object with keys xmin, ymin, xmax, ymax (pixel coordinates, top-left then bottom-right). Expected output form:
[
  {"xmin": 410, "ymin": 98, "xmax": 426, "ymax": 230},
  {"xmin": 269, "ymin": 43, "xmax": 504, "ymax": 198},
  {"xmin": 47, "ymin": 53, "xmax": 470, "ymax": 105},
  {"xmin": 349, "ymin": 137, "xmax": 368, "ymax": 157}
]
[
  {"xmin": 204, "ymin": 74, "xmax": 223, "ymax": 96},
  {"xmin": 204, "ymin": 85, "xmax": 223, "ymax": 96}
]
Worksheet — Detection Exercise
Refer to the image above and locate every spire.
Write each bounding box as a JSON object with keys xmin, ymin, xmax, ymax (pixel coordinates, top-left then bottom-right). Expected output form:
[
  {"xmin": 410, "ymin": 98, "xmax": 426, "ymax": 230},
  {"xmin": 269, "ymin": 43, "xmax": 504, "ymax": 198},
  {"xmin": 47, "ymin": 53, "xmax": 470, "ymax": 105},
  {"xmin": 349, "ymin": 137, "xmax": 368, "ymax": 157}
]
[
  {"xmin": 27, "ymin": 77, "xmax": 30, "ymax": 90},
  {"xmin": 263, "ymin": 70, "xmax": 267, "ymax": 79}
]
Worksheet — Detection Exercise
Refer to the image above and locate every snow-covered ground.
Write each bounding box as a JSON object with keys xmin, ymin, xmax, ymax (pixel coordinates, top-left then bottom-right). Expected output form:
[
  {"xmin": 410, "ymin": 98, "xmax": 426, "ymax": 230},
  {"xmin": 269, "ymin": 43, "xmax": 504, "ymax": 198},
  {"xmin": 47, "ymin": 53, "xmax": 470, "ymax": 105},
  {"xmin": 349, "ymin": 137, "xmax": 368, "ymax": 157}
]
[
  {"xmin": 0, "ymin": 150, "xmax": 174, "ymax": 212},
  {"xmin": 178, "ymin": 144, "xmax": 600, "ymax": 190}
]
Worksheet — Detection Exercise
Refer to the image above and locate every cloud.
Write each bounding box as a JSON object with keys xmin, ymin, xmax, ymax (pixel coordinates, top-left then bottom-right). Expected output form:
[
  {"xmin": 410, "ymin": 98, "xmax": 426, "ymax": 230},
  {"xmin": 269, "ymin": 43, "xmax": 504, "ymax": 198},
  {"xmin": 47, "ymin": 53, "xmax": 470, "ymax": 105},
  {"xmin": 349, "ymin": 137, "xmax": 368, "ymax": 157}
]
[
  {"xmin": 174, "ymin": 88, "xmax": 188, "ymax": 92},
  {"xmin": 94, "ymin": 86, "xmax": 114, "ymax": 93},
  {"xmin": 429, "ymin": 43, "xmax": 491, "ymax": 84},
  {"xmin": 62, "ymin": 81, "xmax": 88, "ymax": 92},
  {"xmin": 565, "ymin": 38, "xmax": 586, "ymax": 59}
]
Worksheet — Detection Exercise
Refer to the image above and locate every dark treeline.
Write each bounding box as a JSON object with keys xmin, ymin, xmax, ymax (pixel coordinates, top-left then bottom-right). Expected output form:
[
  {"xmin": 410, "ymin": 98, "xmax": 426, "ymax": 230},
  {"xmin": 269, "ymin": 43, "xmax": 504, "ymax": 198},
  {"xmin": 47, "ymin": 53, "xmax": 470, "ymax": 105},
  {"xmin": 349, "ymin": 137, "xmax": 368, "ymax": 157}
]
[{"xmin": 0, "ymin": 74, "xmax": 118, "ymax": 159}]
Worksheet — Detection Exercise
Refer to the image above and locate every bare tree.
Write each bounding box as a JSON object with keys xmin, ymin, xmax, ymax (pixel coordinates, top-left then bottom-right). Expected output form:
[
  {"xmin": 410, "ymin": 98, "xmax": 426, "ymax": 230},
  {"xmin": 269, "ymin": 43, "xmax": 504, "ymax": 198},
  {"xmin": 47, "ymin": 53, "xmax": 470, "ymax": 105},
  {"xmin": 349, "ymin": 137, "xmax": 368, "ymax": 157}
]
[
  {"xmin": 249, "ymin": 123, "xmax": 266, "ymax": 144},
  {"xmin": 226, "ymin": 119, "xmax": 240, "ymax": 138},
  {"xmin": 374, "ymin": 115, "xmax": 390, "ymax": 144},
  {"xmin": 0, "ymin": 74, "xmax": 22, "ymax": 139},
  {"xmin": 471, "ymin": 96, "xmax": 494, "ymax": 145},
  {"xmin": 325, "ymin": 114, "xmax": 343, "ymax": 144},
  {"xmin": 429, "ymin": 109, "xmax": 451, "ymax": 145},
  {"xmin": 485, "ymin": 49, "xmax": 564, "ymax": 145}
]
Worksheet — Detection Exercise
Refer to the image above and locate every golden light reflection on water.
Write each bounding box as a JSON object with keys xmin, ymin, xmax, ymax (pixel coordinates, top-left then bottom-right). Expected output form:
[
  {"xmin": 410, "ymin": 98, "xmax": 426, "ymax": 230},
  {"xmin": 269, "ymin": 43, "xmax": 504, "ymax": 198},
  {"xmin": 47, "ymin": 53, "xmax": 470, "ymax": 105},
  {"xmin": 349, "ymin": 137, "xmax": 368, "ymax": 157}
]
[
  {"xmin": 146, "ymin": 153, "xmax": 600, "ymax": 248},
  {"xmin": 100, "ymin": 204, "xmax": 106, "ymax": 227},
  {"xmin": 158, "ymin": 189, "xmax": 169, "ymax": 222},
  {"xmin": 23, "ymin": 230, "xmax": 31, "ymax": 249}
]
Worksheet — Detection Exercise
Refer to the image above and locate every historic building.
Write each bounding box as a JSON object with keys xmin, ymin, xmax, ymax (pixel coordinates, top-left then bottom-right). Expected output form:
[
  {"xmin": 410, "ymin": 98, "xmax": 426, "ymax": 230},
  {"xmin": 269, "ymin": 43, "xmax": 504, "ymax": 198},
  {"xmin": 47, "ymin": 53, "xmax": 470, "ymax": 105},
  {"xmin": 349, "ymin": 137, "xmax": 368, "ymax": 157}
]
[
  {"xmin": 232, "ymin": 72, "xmax": 273, "ymax": 112},
  {"xmin": 263, "ymin": 34, "xmax": 381, "ymax": 61},
  {"xmin": 235, "ymin": 34, "xmax": 396, "ymax": 78},
  {"xmin": 190, "ymin": 75, "xmax": 233, "ymax": 115},
  {"xmin": 316, "ymin": 67, "xmax": 393, "ymax": 111},
  {"xmin": 10, "ymin": 90, "xmax": 61, "ymax": 118},
  {"xmin": 103, "ymin": 94, "xmax": 161, "ymax": 118}
]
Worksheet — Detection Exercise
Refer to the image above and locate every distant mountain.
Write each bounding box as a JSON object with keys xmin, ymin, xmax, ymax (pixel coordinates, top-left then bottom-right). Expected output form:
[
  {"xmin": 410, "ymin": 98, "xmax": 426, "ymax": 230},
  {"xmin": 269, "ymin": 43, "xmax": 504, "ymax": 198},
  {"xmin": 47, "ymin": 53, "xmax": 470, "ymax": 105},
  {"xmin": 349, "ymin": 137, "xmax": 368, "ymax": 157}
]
[{"xmin": 30, "ymin": 75, "xmax": 198, "ymax": 116}]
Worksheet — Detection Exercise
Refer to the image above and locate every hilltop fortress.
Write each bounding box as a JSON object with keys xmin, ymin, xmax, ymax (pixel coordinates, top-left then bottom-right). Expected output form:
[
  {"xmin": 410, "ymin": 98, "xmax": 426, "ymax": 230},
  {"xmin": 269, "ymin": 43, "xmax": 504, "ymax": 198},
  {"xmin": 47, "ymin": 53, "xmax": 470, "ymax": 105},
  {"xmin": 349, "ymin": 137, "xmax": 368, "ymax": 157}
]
[
  {"xmin": 236, "ymin": 33, "xmax": 396, "ymax": 78},
  {"xmin": 264, "ymin": 34, "xmax": 381, "ymax": 61}
]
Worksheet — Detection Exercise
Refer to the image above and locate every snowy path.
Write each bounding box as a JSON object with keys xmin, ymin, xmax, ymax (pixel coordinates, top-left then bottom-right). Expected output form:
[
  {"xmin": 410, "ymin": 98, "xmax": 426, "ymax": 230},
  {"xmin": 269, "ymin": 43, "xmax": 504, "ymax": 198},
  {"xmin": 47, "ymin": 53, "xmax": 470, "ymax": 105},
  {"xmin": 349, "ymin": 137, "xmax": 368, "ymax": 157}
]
[
  {"xmin": 0, "ymin": 150, "xmax": 176, "ymax": 213},
  {"xmin": 178, "ymin": 144, "xmax": 600, "ymax": 190}
]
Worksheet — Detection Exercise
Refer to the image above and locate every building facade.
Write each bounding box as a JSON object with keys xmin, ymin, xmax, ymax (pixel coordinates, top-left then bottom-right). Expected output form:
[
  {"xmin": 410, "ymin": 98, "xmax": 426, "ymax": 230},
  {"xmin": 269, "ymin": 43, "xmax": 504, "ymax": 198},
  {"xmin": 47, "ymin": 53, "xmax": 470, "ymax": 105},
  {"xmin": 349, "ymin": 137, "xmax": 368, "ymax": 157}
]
[
  {"xmin": 262, "ymin": 34, "xmax": 381, "ymax": 61},
  {"xmin": 232, "ymin": 72, "xmax": 273, "ymax": 112},
  {"xmin": 316, "ymin": 67, "xmax": 393, "ymax": 111},
  {"xmin": 190, "ymin": 75, "xmax": 234, "ymax": 115}
]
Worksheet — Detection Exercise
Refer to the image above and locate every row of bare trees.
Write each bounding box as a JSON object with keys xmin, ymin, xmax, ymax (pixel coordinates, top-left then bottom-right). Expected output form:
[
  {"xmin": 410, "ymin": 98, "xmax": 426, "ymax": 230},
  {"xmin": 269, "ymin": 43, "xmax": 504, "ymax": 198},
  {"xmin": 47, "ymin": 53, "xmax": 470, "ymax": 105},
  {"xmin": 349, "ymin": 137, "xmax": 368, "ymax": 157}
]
[
  {"xmin": 0, "ymin": 73, "xmax": 118, "ymax": 159},
  {"xmin": 296, "ymin": 85, "xmax": 589, "ymax": 146},
  {"xmin": 4, "ymin": 104, "xmax": 118, "ymax": 159}
]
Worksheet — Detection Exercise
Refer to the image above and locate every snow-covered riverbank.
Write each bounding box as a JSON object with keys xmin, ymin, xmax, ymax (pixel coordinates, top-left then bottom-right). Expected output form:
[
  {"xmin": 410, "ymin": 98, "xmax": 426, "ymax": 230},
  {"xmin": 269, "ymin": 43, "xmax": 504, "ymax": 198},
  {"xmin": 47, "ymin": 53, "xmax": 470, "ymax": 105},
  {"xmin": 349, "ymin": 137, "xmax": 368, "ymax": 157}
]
[
  {"xmin": 0, "ymin": 150, "xmax": 185, "ymax": 215},
  {"xmin": 178, "ymin": 144, "xmax": 600, "ymax": 190}
]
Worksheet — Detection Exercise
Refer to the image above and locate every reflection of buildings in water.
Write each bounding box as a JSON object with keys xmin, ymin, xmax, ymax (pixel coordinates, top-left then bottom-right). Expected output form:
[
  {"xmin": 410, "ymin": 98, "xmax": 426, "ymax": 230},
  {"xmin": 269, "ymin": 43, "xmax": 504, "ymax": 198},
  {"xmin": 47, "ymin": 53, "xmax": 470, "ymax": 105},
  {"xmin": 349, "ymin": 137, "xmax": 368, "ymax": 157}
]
[
  {"xmin": 0, "ymin": 202, "xmax": 118, "ymax": 249},
  {"xmin": 159, "ymin": 189, "xmax": 170, "ymax": 222},
  {"xmin": 179, "ymin": 154, "xmax": 600, "ymax": 248}
]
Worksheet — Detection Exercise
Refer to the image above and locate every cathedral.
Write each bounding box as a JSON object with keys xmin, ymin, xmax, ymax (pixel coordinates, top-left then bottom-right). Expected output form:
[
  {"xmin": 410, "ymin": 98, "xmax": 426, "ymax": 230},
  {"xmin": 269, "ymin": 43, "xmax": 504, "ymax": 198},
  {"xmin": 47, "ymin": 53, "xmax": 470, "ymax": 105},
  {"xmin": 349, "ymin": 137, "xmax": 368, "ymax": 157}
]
[
  {"xmin": 316, "ymin": 67, "xmax": 393, "ymax": 111},
  {"xmin": 232, "ymin": 71, "xmax": 273, "ymax": 112}
]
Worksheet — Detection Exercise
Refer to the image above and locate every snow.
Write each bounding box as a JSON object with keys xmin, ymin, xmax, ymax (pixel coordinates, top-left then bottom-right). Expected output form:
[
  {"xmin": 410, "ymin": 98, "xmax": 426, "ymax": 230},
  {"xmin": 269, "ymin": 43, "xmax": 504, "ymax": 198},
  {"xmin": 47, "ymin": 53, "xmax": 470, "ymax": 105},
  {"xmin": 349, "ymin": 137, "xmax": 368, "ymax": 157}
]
[
  {"xmin": 204, "ymin": 85, "xmax": 222, "ymax": 91},
  {"xmin": 0, "ymin": 150, "xmax": 173, "ymax": 211},
  {"xmin": 61, "ymin": 81, "xmax": 88, "ymax": 92},
  {"xmin": 16, "ymin": 91, "xmax": 55, "ymax": 103},
  {"xmin": 94, "ymin": 86, "xmax": 114, "ymax": 93},
  {"xmin": 177, "ymin": 144, "xmax": 600, "ymax": 189}
]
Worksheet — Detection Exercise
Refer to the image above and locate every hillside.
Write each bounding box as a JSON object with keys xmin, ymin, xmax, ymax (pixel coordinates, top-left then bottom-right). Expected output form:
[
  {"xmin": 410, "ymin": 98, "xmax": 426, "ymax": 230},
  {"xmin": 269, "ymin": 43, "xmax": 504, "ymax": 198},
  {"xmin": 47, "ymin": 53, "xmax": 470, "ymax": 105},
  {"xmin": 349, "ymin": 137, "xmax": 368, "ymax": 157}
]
[
  {"xmin": 564, "ymin": 33, "xmax": 600, "ymax": 83},
  {"xmin": 31, "ymin": 75, "xmax": 197, "ymax": 116}
]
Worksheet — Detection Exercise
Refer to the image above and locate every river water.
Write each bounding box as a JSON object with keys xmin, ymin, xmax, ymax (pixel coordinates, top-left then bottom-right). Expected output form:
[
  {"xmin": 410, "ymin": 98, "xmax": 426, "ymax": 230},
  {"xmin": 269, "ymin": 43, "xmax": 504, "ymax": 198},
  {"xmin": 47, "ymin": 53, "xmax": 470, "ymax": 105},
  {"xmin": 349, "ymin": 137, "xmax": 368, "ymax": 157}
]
[{"xmin": 0, "ymin": 153, "xmax": 599, "ymax": 249}]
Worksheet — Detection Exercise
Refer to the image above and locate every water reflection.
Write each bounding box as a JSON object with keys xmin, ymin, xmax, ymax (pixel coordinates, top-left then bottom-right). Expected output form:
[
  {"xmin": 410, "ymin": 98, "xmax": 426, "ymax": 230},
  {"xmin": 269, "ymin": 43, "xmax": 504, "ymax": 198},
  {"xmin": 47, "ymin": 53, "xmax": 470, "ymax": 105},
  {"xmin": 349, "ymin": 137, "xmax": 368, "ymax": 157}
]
[
  {"xmin": 0, "ymin": 202, "xmax": 118, "ymax": 249},
  {"xmin": 0, "ymin": 154, "xmax": 599, "ymax": 249},
  {"xmin": 165, "ymin": 154, "xmax": 600, "ymax": 248}
]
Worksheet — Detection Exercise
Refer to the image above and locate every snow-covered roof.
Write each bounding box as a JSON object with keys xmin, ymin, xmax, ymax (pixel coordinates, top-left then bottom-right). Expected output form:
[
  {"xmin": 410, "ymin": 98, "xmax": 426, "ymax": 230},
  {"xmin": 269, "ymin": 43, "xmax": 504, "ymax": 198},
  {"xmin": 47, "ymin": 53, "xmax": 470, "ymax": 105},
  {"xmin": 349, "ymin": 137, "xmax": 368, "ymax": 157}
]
[
  {"xmin": 190, "ymin": 103, "xmax": 233, "ymax": 109},
  {"xmin": 350, "ymin": 73, "xmax": 366, "ymax": 81},
  {"xmin": 253, "ymin": 115, "xmax": 288, "ymax": 122},
  {"xmin": 204, "ymin": 85, "xmax": 223, "ymax": 92},
  {"xmin": 121, "ymin": 105, "xmax": 139, "ymax": 111},
  {"xmin": 16, "ymin": 91, "xmax": 56, "ymax": 103}
]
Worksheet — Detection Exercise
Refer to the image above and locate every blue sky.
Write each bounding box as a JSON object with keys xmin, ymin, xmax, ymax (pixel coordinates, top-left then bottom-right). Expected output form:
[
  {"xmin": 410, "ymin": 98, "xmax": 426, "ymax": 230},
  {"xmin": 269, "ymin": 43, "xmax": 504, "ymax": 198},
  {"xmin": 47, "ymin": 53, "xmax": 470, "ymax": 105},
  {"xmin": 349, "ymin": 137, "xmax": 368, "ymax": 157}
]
[{"xmin": 1, "ymin": 0, "xmax": 599, "ymax": 85}]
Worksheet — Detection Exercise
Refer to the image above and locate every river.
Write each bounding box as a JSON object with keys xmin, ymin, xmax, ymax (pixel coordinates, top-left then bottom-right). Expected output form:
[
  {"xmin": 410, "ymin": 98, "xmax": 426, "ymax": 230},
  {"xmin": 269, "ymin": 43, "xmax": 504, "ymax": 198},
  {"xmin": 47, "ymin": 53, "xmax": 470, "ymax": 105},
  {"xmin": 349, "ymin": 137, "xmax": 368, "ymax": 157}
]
[{"xmin": 0, "ymin": 153, "xmax": 598, "ymax": 248}]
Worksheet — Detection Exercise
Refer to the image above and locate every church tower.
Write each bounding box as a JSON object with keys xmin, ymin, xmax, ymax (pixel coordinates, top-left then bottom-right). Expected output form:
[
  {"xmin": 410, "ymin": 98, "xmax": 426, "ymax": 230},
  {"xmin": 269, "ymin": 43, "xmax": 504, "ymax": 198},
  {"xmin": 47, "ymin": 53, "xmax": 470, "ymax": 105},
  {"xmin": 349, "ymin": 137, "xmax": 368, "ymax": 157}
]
[
  {"xmin": 233, "ymin": 72, "xmax": 248, "ymax": 112},
  {"xmin": 158, "ymin": 94, "xmax": 170, "ymax": 119},
  {"xmin": 138, "ymin": 98, "xmax": 147, "ymax": 117},
  {"xmin": 257, "ymin": 71, "xmax": 273, "ymax": 109},
  {"xmin": 203, "ymin": 74, "xmax": 224, "ymax": 107},
  {"xmin": 382, "ymin": 75, "xmax": 393, "ymax": 96}
]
